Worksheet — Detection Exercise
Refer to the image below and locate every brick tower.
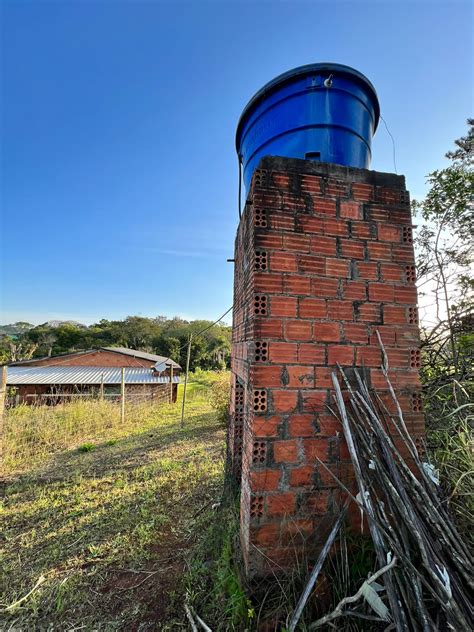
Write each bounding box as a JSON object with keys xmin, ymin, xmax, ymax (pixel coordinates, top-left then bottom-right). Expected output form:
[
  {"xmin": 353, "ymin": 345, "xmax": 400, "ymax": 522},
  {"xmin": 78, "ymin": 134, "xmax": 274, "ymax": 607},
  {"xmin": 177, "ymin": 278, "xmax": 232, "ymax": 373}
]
[{"xmin": 228, "ymin": 156, "xmax": 423, "ymax": 577}]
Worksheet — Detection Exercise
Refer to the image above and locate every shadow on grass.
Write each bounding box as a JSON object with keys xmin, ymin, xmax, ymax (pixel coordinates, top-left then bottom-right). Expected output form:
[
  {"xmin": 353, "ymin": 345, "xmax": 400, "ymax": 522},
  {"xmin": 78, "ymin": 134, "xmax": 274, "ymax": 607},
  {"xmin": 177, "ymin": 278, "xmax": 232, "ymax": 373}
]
[{"xmin": 1, "ymin": 407, "xmax": 225, "ymax": 629}]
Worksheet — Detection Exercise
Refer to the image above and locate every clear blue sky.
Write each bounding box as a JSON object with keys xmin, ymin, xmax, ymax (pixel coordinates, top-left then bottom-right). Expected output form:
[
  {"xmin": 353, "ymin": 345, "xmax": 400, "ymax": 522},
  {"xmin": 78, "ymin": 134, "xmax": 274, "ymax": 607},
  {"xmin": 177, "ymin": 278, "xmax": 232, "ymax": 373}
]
[{"xmin": 1, "ymin": 0, "xmax": 472, "ymax": 326}]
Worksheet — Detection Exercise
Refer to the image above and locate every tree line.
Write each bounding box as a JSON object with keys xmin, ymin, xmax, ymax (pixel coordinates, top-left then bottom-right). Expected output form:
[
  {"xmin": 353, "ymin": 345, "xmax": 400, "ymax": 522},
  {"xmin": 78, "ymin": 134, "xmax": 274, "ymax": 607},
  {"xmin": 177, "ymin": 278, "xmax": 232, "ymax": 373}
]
[{"xmin": 0, "ymin": 315, "xmax": 232, "ymax": 371}]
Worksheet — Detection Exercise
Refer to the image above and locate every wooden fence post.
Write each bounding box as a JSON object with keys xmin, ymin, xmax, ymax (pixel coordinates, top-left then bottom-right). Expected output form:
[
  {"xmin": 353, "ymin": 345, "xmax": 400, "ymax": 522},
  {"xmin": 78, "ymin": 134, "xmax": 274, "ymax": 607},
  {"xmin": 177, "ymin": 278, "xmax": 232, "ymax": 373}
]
[
  {"xmin": 180, "ymin": 334, "xmax": 192, "ymax": 427},
  {"xmin": 121, "ymin": 367, "xmax": 125, "ymax": 424},
  {"xmin": 0, "ymin": 366, "xmax": 6, "ymax": 464},
  {"xmin": 169, "ymin": 364, "xmax": 173, "ymax": 403}
]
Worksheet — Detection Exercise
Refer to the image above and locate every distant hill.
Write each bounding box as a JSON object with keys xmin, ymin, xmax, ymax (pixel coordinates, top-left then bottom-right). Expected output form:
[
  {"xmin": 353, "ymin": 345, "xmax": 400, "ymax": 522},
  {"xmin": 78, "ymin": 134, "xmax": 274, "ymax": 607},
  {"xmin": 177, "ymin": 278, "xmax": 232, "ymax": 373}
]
[
  {"xmin": 0, "ymin": 320, "xmax": 86, "ymax": 338},
  {"xmin": 0, "ymin": 322, "xmax": 34, "ymax": 337}
]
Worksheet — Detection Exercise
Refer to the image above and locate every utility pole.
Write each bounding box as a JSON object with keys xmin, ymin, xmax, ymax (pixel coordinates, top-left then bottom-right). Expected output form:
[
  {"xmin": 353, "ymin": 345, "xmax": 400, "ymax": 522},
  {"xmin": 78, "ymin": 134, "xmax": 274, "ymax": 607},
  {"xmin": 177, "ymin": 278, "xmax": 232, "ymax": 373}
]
[
  {"xmin": 180, "ymin": 334, "xmax": 192, "ymax": 427},
  {"xmin": 120, "ymin": 367, "xmax": 125, "ymax": 424}
]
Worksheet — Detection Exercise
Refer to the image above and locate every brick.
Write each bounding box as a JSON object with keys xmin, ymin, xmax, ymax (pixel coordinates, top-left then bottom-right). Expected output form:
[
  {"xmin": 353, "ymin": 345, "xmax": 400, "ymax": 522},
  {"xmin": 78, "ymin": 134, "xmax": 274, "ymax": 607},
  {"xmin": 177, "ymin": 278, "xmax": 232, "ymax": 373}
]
[
  {"xmin": 298, "ymin": 254, "xmax": 325, "ymax": 275},
  {"xmin": 323, "ymin": 218, "xmax": 349, "ymax": 236},
  {"xmin": 327, "ymin": 300, "xmax": 354, "ymax": 320},
  {"xmin": 251, "ymin": 469, "xmax": 281, "ymax": 492},
  {"xmin": 310, "ymin": 235, "xmax": 337, "ymax": 256},
  {"xmin": 253, "ymin": 416, "xmax": 282, "ymax": 438},
  {"xmin": 380, "ymin": 263, "xmax": 404, "ymax": 282},
  {"xmin": 270, "ymin": 213, "xmax": 295, "ymax": 231},
  {"xmin": 299, "ymin": 298, "xmax": 327, "ymax": 319},
  {"xmin": 393, "ymin": 285, "xmax": 418, "ymax": 304},
  {"xmin": 267, "ymin": 492, "xmax": 297, "ymax": 516},
  {"xmin": 352, "ymin": 221, "xmax": 375, "ymax": 240},
  {"xmin": 311, "ymin": 277, "xmax": 339, "ymax": 298},
  {"xmin": 270, "ymin": 251, "xmax": 298, "ymax": 272},
  {"xmin": 326, "ymin": 179, "xmax": 350, "ymax": 196},
  {"xmin": 392, "ymin": 244, "xmax": 415, "ymax": 263},
  {"xmin": 378, "ymin": 224, "xmax": 401, "ymax": 242},
  {"xmin": 286, "ymin": 366, "xmax": 315, "ymax": 388},
  {"xmin": 317, "ymin": 415, "xmax": 342, "ymax": 436},
  {"xmin": 314, "ymin": 322, "xmax": 341, "ymax": 342},
  {"xmin": 368, "ymin": 283, "xmax": 395, "ymax": 302},
  {"xmin": 272, "ymin": 390, "xmax": 298, "ymax": 412},
  {"xmin": 315, "ymin": 367, "xmax": 332, "ymax": 388},
  {"xmin": 268, "ymin": 342, "xmax": 298, "ymax": 363},
  {"xmin": 301, "ymin": 390, "xmax": 327, "ymax": 412},
  {"xmin": 301, "ymin": 174, "xmax": 322, "ymax": 193},
  {"xmin": 270, "ymin": 296, "xmax": 297, "ymax": 317},
  {"xmin": 356, "ymin": 262, "xmax": 378, "ymax": 280},
  {"xmin": 300, "ymin": 216, "xmax": 324, "ymax": 234},
  {"xmin": 272, "ymin": 172, "xmax": 291, "ymax": 188},
  {"xmin": 255, "ymin": 318, "xmax": 283, "ymax": 338},
  {"xmin": 313, "ymin": 198, "xmax": 337, "ymax": 215},
  {"xmin": 280, "ymin": 519, "xmax": 314, "ymax": 544},
  {"xmin": 303, "ymin": 439, "xmax": 329, "ymax": 460},
  {"xmin": 342, "ymin": 281, "xmax": 367, "ymax": 300},
  {"xmin": 356, "ymin": 347, "xmax": 382, "ymax": 367},
  {"xmin": 283, "ymin": 234, "xmax": 310, "ymax": 252},
  {"xmin": 343, "ymin": 323, "xmax": 369, "ymax": 343},
  {"xmin": 340, "ymin": 238, "xmax": 365, "ymax": 259},
  {"xmin": 253, "ymin": 365, "xmax": 282, "ymax": 387},
  {"xmin": 351, "ymin": 182, "xmax": 374, "ymax": 201},
  {"xmin": 298, "ymin": 343, "xmax": 326, "ymax": 364},
  {"xmin": 368, "ymin": 325, "xmax": 397, "ymax": 345},
  {"xmin": 273, "ymin": 440, "xmax": 299, "ymax": 463},
  {"xmin": 284, "ymin": 274, "xmax": 311, "ymax": 295},
  {"xmin": 367, "ymin": 242, "xmax": 393, "ymax": 261},
  {"xmin": 251, "ymin": 523, "xmax": 280, "ymax": 547},
  {"xmin": 254, "ymin": 273, "xmax": 283, "ymax": 292},
  {"xmin": 357, "ymin": 303, "xmax": 382, "ymax": 323},
  {"xmin": 304, "ymin": 491, "xmax": 330, "ymax": 514},
  {"xmin": 255, "ymin": 233, "xmax": 283, "ymax": 249},
  {"xmin": 340, "ymin": 201, "xmax": 362, "ymax": 219},
  {"xmin": 383, "ymin": 305, "xmax": 407, "ymax": 324},
  {"xmin": 289, "ymin": 465, "xmax": 316, "ymax": 486},
  {"xmin": 328, "ymin": 345, "xmax": 354, "ymax": 365},
  {"xmin": 285, "ymin": 320, "xmax": 312, "ymax": 341},
  {"xmin": 326, "ymin": 258, "xmax": 350, "ymax": 278},
  {"xmin": 288, "ymin": 414, "xmax": 318, "ymax": 437}
]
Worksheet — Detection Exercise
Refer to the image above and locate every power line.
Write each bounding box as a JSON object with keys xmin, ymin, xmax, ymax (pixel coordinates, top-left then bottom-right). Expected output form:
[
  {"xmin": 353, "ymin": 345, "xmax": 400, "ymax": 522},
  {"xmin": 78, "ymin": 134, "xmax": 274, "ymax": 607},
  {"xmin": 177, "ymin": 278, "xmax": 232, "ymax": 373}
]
[{"xmin": 380, "ymin": 114, "xmax": 398, "ymax": 174}]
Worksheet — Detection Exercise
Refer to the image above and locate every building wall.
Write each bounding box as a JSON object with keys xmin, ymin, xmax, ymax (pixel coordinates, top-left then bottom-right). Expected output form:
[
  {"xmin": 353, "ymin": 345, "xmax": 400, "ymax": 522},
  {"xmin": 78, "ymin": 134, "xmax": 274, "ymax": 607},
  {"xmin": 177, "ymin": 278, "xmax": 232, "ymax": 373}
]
[
  {"xmin": 18, "ymin": 350, "xmax": 156, "ymax": 368},
  {"xmin": 13, "ymin": 382, "xmax": 177, "ymax": 405},
  {"xmin": 229, "ymin": 157, "xmax": 423, "ymax": 577}
]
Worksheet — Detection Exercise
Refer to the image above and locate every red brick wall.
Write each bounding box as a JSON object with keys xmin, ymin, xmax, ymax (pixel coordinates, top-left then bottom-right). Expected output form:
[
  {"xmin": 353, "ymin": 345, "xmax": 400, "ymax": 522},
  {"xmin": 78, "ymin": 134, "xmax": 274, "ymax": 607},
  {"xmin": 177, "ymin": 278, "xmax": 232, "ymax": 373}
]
[
  {"xmin": 19, "ymin": 350, "xmax": 155, "ymax": 368},
  {"xmin": 229, "ymin": 157, "xmax": 423, "ymax": 577}
]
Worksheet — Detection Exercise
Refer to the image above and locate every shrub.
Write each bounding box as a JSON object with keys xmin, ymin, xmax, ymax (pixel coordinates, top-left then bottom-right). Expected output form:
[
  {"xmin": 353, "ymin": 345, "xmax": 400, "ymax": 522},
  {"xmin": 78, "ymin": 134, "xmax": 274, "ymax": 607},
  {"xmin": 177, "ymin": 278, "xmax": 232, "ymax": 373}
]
[{"xmin": 209, "ymin": 371, "xmax": 231, "ymax": 424}]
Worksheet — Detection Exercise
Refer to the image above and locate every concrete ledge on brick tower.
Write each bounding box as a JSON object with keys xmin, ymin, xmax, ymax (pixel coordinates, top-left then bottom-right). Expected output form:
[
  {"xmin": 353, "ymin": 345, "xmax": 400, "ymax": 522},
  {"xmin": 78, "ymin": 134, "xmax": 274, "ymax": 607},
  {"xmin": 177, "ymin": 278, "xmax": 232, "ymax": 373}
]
[{"xmin": 228, "ymin": 155, "xmax": 423, "ymax": 578}]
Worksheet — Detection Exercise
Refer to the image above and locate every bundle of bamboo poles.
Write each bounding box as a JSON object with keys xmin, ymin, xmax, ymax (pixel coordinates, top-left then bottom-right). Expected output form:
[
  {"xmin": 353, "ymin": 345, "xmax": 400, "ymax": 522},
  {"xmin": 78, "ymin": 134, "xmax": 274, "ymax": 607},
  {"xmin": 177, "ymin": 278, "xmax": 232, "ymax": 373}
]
[{"xmin": 291, "ymin": 336, "xmax": 473, "ymax": 631}]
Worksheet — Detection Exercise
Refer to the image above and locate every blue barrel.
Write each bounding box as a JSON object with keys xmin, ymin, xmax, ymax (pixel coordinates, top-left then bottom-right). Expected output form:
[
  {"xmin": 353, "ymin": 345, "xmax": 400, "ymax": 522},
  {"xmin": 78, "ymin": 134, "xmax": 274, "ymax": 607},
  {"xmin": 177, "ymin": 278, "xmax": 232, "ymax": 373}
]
[{"xmin": 236, "ymin": 63, "xmax": 380, "ymax": 190}]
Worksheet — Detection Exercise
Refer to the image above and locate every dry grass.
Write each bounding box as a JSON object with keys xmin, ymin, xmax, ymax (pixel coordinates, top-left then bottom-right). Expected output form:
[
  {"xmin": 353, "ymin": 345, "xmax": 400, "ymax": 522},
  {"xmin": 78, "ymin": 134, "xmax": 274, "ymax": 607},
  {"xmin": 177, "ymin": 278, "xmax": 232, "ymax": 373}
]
[{"xmin": 0, "ymin": 381, "xmax": 226, "ymax": 630}]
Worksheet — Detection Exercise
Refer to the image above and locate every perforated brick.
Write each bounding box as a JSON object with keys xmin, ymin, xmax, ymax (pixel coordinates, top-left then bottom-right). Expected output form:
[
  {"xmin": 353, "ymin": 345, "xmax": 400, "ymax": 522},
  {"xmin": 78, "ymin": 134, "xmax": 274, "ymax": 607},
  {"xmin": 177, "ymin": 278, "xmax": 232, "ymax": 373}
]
[
  {"xmin": 402, "ymin": 226, "xmax": 413, "ymax": 243},
  {"xmin": 250, "ymin": 495, "xmax": 265, "ymax": 518},
  {"xmin": 255, "ymin": 207, "xmax": 268, "ymax": 228},
  {"xmin": 410, "ymin": 349, "xmax": 421, "ymax": 368},
  {"xmin": 253, "ymin": 389, "xmax": 267, "ymax": 413},
  {"xmin": 255, "ymin": 251, "xmax": 268, "ymax": 271},
  {"xmin": 411, "ymin": 392, "xmax": 423, "ymax": 412},
  {"xmin": 255, "ymin": 341, "xmax": 268, "ymax": 362},
  {"xmin": 408, "ymin": 307, "xmax": 418, "ymax": 325},
  {"xmin": 254, "ymin": 294, "xmax": 268, "ymax": 316},
  {"xmin": 405, "ymin": 265, "xmax": 416, "ymax": 283},
  {"xmin": 252, "ymin": 441, "xmax": 267, "ymax": 465}
]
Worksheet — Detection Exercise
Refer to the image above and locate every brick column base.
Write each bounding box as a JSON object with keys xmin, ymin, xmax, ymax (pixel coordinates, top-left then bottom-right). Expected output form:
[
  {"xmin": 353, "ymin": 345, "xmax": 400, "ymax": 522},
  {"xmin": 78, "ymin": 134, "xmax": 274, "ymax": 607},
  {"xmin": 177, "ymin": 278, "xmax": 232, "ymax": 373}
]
[{"xmin": 228, "ymin": 156, "xmax": 423, "ymax": 577}]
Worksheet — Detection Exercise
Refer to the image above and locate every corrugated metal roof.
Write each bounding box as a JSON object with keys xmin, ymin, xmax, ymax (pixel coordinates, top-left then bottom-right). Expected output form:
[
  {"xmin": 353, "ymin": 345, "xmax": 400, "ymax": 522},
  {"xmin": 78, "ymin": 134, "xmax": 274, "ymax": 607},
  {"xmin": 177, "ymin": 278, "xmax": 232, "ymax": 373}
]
[
  {"xmin": 7, "ymin": 366, "xmax": 181, "ymax": 385},
  {"xmin": 102, "ymin": 347, "xmax": 181, "ymax": 369}
]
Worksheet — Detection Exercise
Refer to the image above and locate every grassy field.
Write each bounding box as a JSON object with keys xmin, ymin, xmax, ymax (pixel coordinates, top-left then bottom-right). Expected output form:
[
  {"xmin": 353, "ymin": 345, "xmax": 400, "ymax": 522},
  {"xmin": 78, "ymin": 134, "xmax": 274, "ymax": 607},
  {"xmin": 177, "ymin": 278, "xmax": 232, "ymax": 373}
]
[{"xmin": 0, "ymin": 379, "xmax": 228, "ymax": 630}]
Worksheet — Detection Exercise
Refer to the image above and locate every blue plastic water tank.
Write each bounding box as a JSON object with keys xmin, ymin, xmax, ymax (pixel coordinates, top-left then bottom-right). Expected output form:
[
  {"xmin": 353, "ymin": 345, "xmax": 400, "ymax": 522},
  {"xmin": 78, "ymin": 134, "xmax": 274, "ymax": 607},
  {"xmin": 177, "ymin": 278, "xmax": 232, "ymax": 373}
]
[{"xmin": 236, "ymin": 63, "xmax": 380, "ymax": 190}]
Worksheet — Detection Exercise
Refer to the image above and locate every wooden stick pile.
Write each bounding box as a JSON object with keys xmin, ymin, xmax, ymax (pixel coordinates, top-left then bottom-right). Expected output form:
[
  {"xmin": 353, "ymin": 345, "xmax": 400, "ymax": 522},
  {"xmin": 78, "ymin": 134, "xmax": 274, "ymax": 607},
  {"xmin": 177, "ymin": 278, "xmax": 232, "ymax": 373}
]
[{"xmin": 313, "ymin": 340, "xmax": 473, "ymax": 630}]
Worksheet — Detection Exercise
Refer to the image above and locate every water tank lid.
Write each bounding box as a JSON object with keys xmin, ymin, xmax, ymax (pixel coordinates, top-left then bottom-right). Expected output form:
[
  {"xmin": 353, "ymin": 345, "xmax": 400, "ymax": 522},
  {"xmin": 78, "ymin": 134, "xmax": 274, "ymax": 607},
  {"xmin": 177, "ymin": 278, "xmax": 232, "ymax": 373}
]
[{"xmin": 236, "ymin": 63, "xmax": 381, "ymax": 153}]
